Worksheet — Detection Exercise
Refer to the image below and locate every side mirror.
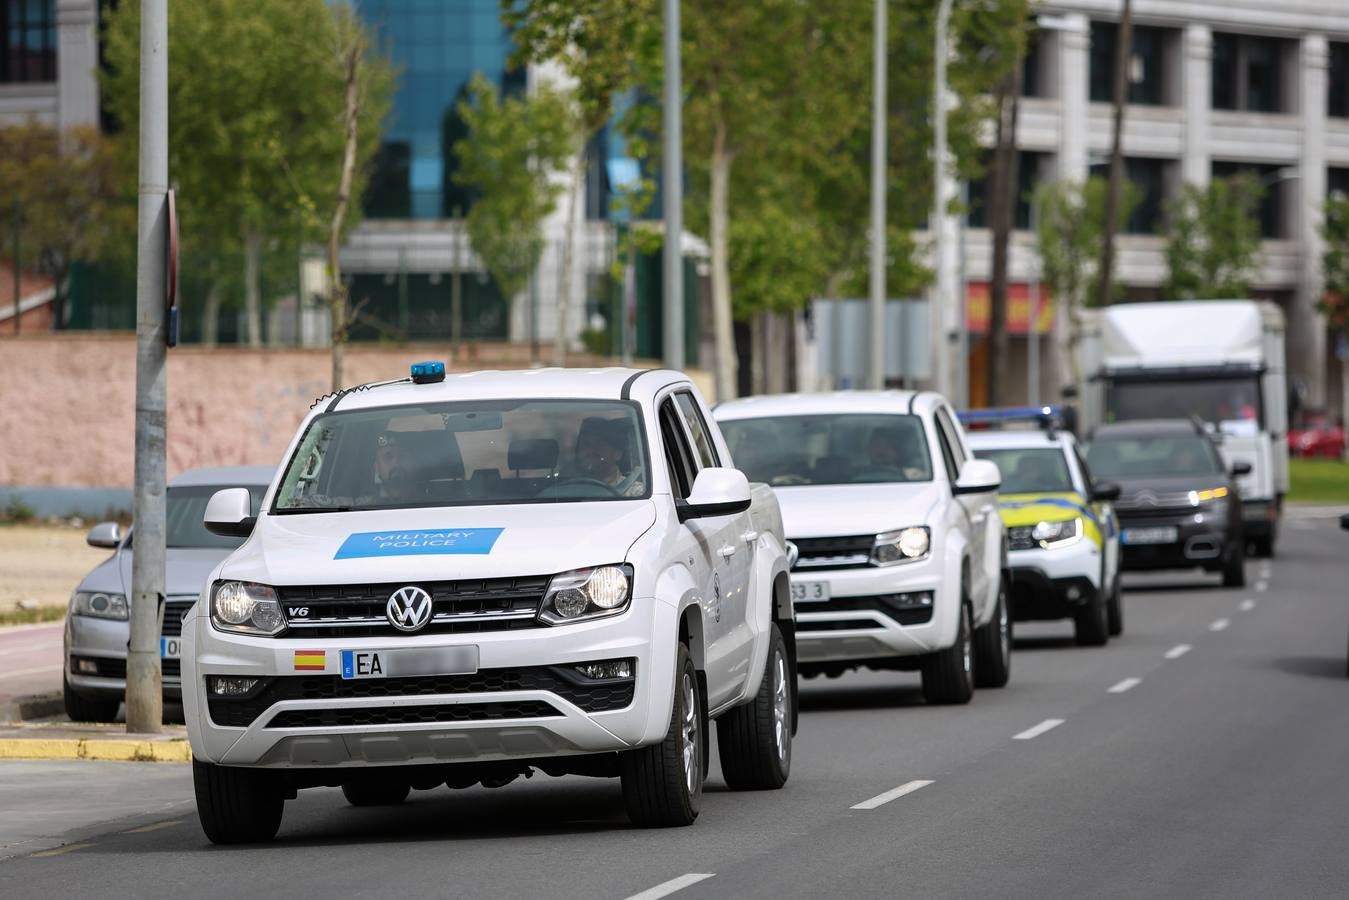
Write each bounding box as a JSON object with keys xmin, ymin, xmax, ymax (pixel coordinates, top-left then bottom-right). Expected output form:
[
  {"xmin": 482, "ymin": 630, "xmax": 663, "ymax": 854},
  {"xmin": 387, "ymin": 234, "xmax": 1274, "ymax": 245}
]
[
  {"xmin": 954, "ymin": 458, "xmax": 1001, "ymax": 496},
  {"xmin": 86, "ymin": 521, "xmax": 122, "ymax": 549},
  {"xmin": 204, "ymin": 488, "xmax": 256, "ymax": 538},
  {"xmin": 1341, "ymin": 512, "xmax": 1349, "ymax": 532},
  {"xmin": 677, "ymin": 467, "xmax": 752, "ymax": 523},
  {"xmin": 1231, "ymin": 461, "xmax": 1253, "ymax": 477},
  {"xmin": 1091, "ymin": 482, "xmax": 1122, "ymax": 502}
]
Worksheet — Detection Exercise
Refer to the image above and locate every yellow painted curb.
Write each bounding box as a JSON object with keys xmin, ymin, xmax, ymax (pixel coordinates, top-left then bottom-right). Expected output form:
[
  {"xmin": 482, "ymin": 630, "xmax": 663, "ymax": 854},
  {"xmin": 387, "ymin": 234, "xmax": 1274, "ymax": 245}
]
[{"xmin": 0, "ymin": 737, "xmax": 191, "ymax": 762}]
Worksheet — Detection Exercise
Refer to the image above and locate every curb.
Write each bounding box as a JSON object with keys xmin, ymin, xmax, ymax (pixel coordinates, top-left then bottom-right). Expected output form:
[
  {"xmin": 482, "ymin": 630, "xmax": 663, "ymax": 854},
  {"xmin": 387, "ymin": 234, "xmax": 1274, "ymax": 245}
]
[
  {"xmin": 0, "ymin": 736, "xmax": 191, "ymax": 762},
  {"xmin": 0, "ymin": 692, "xmax": 64, "ymax": 723}
]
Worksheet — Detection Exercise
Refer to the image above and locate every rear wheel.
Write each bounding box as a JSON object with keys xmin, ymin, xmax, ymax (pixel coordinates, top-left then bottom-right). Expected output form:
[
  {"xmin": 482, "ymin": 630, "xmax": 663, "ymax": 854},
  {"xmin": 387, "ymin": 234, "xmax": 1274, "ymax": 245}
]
[
  {"xmin": 620, "ymin": 643, "xmax": 703, "ymax": 827},
  {"xmin": 193, "ymin": 759, "xmax": 284, "ymax": 844},
  {"xmin": 1074, "ymin": 585, "xmax": 1109, "ymax": 647},
  {"xmin": 717, "ymin": 624, "xmax": 792, "ymax": 790},
  {"xmin": 63, "ymin": 677, "xmax": 120, "ymax": 724},
  {"xmin": 922, "ymin": 602, "xmax": 974, "ymax": 705},
  {"xmin": 341, "ymin": 780, "xmax": 410, "ymax": 807},
  {"xmin": 1106, "ymin": 576, "xmax": 1124, "ymax": 638},
  {"xmin": 972, "ymin": 579, "xmax": 1011, "ymax": 689}
]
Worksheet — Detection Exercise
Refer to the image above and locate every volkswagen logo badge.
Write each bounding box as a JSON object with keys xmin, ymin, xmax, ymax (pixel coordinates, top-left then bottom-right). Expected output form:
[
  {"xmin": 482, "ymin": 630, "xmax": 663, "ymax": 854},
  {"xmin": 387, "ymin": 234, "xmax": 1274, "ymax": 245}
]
[{"xmin": 386, "ymin": 585, "xmax": 433, "ymax": 632}]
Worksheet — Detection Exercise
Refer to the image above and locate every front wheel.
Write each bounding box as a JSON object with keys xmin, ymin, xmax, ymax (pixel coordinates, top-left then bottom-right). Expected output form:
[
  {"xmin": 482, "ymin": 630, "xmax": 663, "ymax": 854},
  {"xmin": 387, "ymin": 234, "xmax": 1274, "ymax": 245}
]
[
  {"xmin": 1106, "ymin": 576, "xmax": 1124, "ymax": 637},
  {"xmin": 717, "ymin": 623, "xmax": 792, "ymax": 790},
  {"xmin": 193, "ymin": 759, "xmax": 284, "ymax": 844},
  {"xmin": 972, "ymin": 580, "xmax": 1011, "ymax": 689},
  {"xmin": 1074, "ymin": 584, "xmax": 1109, "ymax": 647},
  {"xmin": 620, "ymin": 643, "xmax": 703, "ymax": 827},
  {"xmin": 1222, "ymin": 541, "xmax": 1247, "ymax": 588},
  {"xmin": 63, "ymin": 677, "xmax": 120, "ymax": 724},
  {"xmin": 922, "ymin": 603, "xmax": 974, "ymax": 705}
]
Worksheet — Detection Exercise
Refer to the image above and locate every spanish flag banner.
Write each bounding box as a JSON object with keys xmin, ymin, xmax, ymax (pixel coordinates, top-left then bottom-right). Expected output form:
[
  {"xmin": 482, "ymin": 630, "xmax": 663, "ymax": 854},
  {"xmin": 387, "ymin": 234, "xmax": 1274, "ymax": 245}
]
[{"xmin": 294, "ymin": 650, "xmax": 326, "ymax": 671}]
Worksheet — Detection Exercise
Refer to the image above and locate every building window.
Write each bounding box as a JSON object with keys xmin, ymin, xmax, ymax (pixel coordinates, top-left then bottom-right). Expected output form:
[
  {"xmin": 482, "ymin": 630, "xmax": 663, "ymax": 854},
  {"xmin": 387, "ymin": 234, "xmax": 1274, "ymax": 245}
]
[
  {"xmin": 1329, "ymin": 167, "xmax": 1349, "ymax": 201},
  {"xmin": 1211, "ymin": 33, "xmax": 1291, "ymax": 113},
  {"xmin": 1089, "ymin": 157, "xmax": 1171, "ymax": 235},
  {"xmin": 1211, "ymin": 161, "xmax": 1286, "ymax": 239},
  {"xmin": 1021, "ymin": 30, "xmax": 1043, "ymax": 98},
  {"xmin": 1330, "ymin": 43, "xmax": 1349, "ymax": 119},
  {"xmin": 1089, "ymin": 22, "xmax": 1169, "ymax": 106},
  {"xmin": 1, "ymin": 0, "xmax": 57, "ymax": 83},
  {"xmin": 967, "ymin": 151, "xmax": 1047, "ymax": 231}
]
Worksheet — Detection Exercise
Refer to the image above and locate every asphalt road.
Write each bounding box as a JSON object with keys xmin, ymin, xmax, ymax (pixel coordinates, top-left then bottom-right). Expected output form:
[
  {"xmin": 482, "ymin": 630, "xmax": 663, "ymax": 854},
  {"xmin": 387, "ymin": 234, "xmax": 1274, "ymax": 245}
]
[{"xmin": 2, "ymin": 514, "xmax": 1347, "ymax": 898}]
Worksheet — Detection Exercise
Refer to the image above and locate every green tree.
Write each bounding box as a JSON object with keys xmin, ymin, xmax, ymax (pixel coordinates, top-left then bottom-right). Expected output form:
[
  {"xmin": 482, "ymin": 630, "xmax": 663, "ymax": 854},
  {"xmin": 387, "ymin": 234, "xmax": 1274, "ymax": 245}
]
[
  {"xmin": 452, "ymin": 73, "xmax": 577, "ymax": 320},
  {"xmin": 1321, "ymin": 193, "xmax": 1349, "ymax": 336},
  {"xmin": 0, "ymin": 123, "xmax": 121, "ymax": 332},
  {"xmin": 1163, "ymin": 175, "xmax": 1264, "ymax": 301},
  {"xmin": 102, "ymin": 0, "xmax": 392, "ymax": 348}
]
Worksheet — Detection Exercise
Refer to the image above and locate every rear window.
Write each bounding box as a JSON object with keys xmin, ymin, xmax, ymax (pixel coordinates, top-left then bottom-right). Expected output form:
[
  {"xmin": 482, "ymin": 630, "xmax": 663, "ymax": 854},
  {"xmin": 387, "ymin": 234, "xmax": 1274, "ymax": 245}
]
[{"xmin": 719, "ymin": 414, "xmax": 932, "ymax": 486}]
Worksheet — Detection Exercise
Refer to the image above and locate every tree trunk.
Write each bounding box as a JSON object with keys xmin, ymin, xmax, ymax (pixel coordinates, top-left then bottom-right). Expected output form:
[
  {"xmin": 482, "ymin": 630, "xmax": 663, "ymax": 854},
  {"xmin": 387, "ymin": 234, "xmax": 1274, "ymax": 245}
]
[
  {"xmin": 201, "ymin": 275, "xmax": 220, "ymax": 347},
  {"xmin": 709, "ymin": 118, "xmax": 737, "ymax": 401},
  {"xmin": 1097, "ymin": 0, "xmax": 1133, "ymax": 309},
  {"xmin": 750, "ymin": 311, "xmax": 767, "ymax": 395},
  {"xmin": 243, "ymin": 228, "xmax": 263, "ymax": 348},
  {"xmin": 329, "ymin": 36, "xmax": 362, "ymax": 391},
  {"xmin": 988, "ymin": 67, "xmax": 1023, "ymax": 406},
  {"xmin": 553, "ymin": 143, "xmax": 587, "ymax": 368}
]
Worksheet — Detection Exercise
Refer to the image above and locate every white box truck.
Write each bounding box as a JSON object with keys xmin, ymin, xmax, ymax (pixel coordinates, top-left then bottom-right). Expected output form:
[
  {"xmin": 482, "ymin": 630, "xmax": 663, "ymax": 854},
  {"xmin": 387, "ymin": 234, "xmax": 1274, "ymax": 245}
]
[{"xmin": 1075, "ymin": 301, "xmax": 1289, "ymax": 557}]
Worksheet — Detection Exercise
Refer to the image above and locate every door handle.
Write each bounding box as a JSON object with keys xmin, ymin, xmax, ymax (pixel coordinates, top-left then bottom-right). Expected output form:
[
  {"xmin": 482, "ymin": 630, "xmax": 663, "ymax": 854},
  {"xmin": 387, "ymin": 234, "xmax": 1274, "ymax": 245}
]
[
  {"xmin": 719, "ymin": 545, "xmax": 738, "ymax": 559},
  {"xmin": 741, "ymin": 530, "xmax": 759, "ymax": 544}
]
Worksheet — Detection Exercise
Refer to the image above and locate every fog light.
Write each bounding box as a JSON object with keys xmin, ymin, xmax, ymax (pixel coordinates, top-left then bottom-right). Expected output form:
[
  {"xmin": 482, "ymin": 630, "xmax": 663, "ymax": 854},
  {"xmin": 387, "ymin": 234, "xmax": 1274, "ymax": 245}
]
[
  {"xmin": 74, "ymin": 657, "xmax": 98, "ymax": 675},
  {"xmin": 209, "ymin": 676, "xmax": 260, "ymax": 697},
  {"xmin": 574, "ymin": 660, "xmax": 633, "ymax": 680}
]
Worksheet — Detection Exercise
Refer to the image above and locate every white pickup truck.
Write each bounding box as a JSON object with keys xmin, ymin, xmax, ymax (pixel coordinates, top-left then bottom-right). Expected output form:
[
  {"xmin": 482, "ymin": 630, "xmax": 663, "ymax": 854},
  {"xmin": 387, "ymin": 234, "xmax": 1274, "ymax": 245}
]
[{"xmin": 183, "ymin": 365, "xmax": 795, "ymax": 843}]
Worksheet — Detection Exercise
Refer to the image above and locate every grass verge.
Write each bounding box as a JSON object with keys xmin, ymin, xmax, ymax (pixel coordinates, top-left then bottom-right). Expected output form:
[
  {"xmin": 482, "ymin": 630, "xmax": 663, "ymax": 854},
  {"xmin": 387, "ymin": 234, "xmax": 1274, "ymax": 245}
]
[
  {"xmin": 1288, "ymin": 457, "xmax": 1349, "ymax": 504},
  {"xmin": 0, "ymin": 606, "xmax": 66, "ymax": 628}
]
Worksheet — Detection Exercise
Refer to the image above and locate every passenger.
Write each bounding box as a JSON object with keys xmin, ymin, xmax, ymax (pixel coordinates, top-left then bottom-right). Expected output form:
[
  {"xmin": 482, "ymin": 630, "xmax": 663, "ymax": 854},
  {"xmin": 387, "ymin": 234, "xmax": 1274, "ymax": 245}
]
[
  {"xmin": 868, "ymin": 426, "xmax": 927, "ymax": 480},
  {"xmin": 575, "ymin": 418, "xmax": 645, "ymax": 496}
]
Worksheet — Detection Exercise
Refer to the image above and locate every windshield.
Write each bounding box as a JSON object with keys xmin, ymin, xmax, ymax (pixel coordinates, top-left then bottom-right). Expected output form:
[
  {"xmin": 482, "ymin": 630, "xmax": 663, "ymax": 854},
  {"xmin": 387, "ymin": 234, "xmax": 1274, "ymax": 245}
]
[
  {"xmin": 1107, "ymin": 376, "xmax": 1262, "ymax": 431},
  {"xmin": 165, "ymin": 485, "xmax": 265, "ymax": 549},
  {"xmin": 719, "ymin": 414, "xmax": 932, "ymax": 486},
  {"xmin": 974, "ymin": 448, "xmax": 1074, "ymax": 494},
  {"xmin": 1086, "ymin": 434, "xmax": 1224, "ymax": 479},
  {"xmin": 273, "ymin": 399, "xmax": 650, "ymax": 512}
]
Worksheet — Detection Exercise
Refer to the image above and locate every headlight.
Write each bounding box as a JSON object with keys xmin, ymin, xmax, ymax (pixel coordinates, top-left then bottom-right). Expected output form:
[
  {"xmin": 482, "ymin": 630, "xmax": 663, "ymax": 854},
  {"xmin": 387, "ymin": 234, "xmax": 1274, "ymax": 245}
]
[
  {"xmin": 871, "ymin": 526, "xmax": 930, "ymax": 566},
  {"xmin": 210, "ymin": 581, "xmax": 285, "ymax": 636},
  {"xmin": 70, "ymin": 591, "xmax": 128, "ymax": 621},
  {"xmin": 1031, "ymin": 518, "xmax": 1083, "ymax": 549},
  {"xmin": 539, "ymin": 564, "xmax": 633, "ymax": 625}
]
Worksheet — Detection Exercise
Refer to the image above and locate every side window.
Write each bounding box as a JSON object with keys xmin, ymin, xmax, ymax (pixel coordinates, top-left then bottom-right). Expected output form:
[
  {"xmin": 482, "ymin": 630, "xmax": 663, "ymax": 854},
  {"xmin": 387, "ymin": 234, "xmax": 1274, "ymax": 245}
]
[
  {"xmin": 659, "ymin": 399, "xmax": 698, "ymax": 499},
  {"xmin": 932, "ymin": 420, "xmax": 960, "ymax": 484},
  {"xmin": 674, "ymin": 391, "xmax": 721, "ymax": 469},
  {"xmin": 1071, "ymin": 445, "xmax": 1095, "ymax": 494},
  {"xmin": 934, "ymin": 407, "xmax": 968, "ymax": 469}
]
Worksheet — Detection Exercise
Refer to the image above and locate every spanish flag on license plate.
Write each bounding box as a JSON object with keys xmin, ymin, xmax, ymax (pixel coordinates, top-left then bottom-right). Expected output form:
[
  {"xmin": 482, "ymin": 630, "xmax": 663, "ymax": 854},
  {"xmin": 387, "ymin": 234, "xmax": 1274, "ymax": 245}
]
[{"xmin": 294, "ymin": 650, "xmax": 326, "ymax": 671}]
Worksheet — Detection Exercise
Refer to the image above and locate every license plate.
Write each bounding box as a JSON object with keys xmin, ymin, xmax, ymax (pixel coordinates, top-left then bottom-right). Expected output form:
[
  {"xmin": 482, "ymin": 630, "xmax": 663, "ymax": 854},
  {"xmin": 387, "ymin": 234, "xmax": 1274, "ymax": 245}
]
[
  {"xmin": 1122, "ymin": 526, "xmax": 1179, "ymax": 545},
  {"xmin": 159, "ymin": 636, "xmax": 181, "ymax": 660},
  {"xmin": 790, "ymin": 580, "xmax": 830, "ymax": 603},
  {"xmin": 340, "ymin": 646, "xmax": 479, "ymax": 680}
]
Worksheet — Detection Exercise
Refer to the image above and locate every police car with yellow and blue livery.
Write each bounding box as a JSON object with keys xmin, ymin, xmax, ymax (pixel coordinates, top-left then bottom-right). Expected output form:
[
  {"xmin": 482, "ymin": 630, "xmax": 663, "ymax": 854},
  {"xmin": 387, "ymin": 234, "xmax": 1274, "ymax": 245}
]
[{"xmin": 962, "ymin": 407, "xmax": 1123, "ymax": 647}]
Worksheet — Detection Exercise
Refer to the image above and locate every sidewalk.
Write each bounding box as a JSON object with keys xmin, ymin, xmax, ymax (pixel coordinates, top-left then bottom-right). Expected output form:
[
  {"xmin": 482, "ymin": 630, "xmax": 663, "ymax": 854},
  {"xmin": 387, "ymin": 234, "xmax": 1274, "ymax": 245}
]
[{"xmin": 0, "ymin": 721, "xmax": 189, "ymax": 762}]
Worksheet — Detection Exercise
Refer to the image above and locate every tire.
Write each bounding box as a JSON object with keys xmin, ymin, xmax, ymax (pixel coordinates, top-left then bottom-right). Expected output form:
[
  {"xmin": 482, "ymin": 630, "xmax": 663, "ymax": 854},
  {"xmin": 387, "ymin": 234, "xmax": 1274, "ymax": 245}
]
[
  {"xmin": 716, "ymin": 623, "xmax": 792, "ymax": 790},
  {"xmin": 1222, "ymin": 540, "xmax": 1247, "ymax": 588},
  {"xmin": 1106, "ymin": 576, "xmax": 1124, "ymax": 638},
  {"xmin": 620, "ymin": 643, "xmax": 703, "ymax": 827},
  {"xmin": 341, "ymin": 780, "xmax": 410, "ymax": 807},
  {"xmin": 972, "ymin": 578, "xmax": 1011, "ymax": 689},
  {"xmin": 193, "ymin": 758, "xmax": 284, "ymax": 844},
  {"xmin": 922, "ymin": 602, "xmax": 974, "ymax": 705},
  {"xmin": 1074, "ymin": 584, "xmax": 1109, "ymax": 647},
  {"xmin": 63, "ymin": 677, "xmax": 120, "ymax": 723},
  {"xmin": 1251, "ymin": 535, "xmax": 1275, "ymax": 559}
]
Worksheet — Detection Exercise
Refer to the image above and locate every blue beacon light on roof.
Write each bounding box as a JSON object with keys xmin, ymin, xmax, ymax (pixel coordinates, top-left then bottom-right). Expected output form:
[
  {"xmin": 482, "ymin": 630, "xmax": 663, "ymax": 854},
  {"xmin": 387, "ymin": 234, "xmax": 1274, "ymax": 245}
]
[{"xmin": 410, "ymin": 361, "xmax": 446, "ymax": 384}]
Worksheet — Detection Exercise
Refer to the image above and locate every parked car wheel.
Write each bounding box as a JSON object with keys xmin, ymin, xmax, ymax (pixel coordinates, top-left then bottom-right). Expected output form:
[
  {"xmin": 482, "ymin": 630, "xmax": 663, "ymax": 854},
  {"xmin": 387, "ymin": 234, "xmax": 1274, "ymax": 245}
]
[{"xmin": 62, "ymin": 677, "xmax": 120, "ymax": 724}]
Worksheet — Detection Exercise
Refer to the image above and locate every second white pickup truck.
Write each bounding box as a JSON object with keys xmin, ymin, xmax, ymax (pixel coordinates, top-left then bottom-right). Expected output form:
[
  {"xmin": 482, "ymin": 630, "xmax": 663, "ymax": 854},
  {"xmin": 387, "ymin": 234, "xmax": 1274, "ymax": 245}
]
[{"xmin": 183, "ymin": 365, "xmax": 795, "ymax": 842}]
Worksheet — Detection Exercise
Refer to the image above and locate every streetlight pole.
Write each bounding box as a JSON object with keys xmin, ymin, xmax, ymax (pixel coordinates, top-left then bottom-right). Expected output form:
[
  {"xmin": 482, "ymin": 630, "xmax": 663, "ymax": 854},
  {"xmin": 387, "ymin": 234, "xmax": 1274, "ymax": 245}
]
[
  {"xmin": 866, "ymin": 0, "xmax": 887, "ymax": 390},
  {"xmin": 662, "ymin": 0, "xmax": 684, "ymax": 372},
  {"xmin": 930, "ymin": 0, "xmax": 955, "ymax": 397},
  {"xmin": 127, "ymin": 0, "xmax": 169, "ymax": 734}
]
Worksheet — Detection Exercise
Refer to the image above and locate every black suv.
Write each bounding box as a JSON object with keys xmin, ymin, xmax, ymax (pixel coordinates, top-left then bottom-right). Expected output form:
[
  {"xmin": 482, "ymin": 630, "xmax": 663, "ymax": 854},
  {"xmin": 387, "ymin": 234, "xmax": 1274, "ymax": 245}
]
[{"xmin": 1086, "ymin": 419, "xmax": 1248, "ymax": 588}]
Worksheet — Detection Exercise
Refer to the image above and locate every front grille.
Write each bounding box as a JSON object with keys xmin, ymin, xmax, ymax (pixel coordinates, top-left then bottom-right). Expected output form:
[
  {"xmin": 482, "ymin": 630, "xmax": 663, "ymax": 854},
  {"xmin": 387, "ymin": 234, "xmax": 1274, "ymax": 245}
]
[
  {"xmin": 795, "ymin": 591, "xmax": 934, "ymax": 627},
  {"xmin": 1008, "ymin": 526, "xmax": 1036, "ymax": 552},
  {"xmin": 275, "ymin": 576, "xmax": 550, "ymax": 638},
  {"xmin": 791, "ymin": 535, "xmax": 875, "ymax": 570},
  {"xmin": 207, "ymin": 666, "xmax": 636, "ymax": 728},
  {"xmin": 266, "ymin": 701, "xmax": 560, "ymax": 729},
  {"xmin": 161, "ymin": 598, "xmax": 196, "ymax": 637},
  {"xmin": 1114, "ymin": 491, "xmax": 1196, "ymax": 512},
  {"xmin": 162, "ymin": 659, "xmax": 181, "ymax": 680}
]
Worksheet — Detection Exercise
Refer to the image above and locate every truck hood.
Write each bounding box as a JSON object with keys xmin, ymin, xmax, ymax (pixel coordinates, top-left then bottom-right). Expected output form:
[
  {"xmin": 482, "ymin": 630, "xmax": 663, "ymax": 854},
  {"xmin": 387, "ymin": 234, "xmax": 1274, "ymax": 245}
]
[
  {"xmin": 772, "ymin": 483, "xmax": 943, "ymax": 539},
  {"xmin": 220, "ymin": 501, "xmax": 658, "ymax": 586}
]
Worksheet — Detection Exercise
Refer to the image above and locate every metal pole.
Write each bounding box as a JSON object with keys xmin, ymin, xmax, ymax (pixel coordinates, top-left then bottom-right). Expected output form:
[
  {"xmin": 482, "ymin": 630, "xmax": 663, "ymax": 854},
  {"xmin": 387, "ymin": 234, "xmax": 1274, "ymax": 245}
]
[
  {"xmin": 867, "ymin": 0, "xmax": 887, "ymax": 390},
  {"xmin": 957, "ymin": 180, "xmax": 969, "ymax": 407},
  {"xmin": 931, "ymin": 0, "xmax": 954, "ymax": 396},
  {"xmin": 662, "ymin": 0, "xmax": 684, "ymax": 371},
  {"xmin": 127, "ymin": 0, "xmax": 168, "ymax": 734}
]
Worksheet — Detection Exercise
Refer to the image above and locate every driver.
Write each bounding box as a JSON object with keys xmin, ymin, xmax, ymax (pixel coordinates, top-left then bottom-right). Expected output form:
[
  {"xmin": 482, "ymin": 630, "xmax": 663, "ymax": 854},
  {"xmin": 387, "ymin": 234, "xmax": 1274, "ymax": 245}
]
[
  {"xmin": 575, "ymin": 418, "xmax": 645, "ymax": 496},
  {"xmin": 371, "ymin": 430, "xmax": 421, "ymax": 502},
  {"xmin": 868, "ymin": 426, "xmax": 927, "ymax": 480}
]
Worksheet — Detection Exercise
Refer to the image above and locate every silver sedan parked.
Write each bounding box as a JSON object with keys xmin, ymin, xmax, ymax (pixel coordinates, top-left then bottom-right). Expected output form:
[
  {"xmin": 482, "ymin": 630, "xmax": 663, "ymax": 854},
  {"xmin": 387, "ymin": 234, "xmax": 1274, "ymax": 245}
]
[{"xmin": 63, "ymin": 466, "xmax": 273, "ymax": 722}]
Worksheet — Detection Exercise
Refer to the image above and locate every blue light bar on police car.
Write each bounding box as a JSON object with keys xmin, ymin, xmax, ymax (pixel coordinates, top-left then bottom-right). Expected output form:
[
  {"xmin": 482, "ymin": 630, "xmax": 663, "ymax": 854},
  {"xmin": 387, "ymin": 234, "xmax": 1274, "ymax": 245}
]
[
  {"xmin": 410, "ymin": 360, "xmax": 446, "ymax": 384},
  {"xmin": 958, "ymin": 406, "xmax": 1064, "ymax": 431}
]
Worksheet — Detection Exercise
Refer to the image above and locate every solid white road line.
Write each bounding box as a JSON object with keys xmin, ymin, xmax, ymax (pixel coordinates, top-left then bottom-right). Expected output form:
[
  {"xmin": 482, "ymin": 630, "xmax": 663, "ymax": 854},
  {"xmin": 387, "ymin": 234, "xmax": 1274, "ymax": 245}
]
[
  {"xmin": 1014, "ymin": 719, "xmax": 1065, "ymax": 741},
  {"xmin": 0, "ymin": 663, "xmax": 62, "ymax": 679},
  {"xmin": 1108, "ymin": 677, "xmax": 1141, "ymax": 694},
  {"xmin": 1165, "ymin": 644, "xmax": 1192, "ymax": 659},
  {"xmin": 1239, "ymin": 599, "xmax": 1256, "ymax": 611},
  {"xmin": 1210, "ymin": 618, "xmax": 1231, "ymax": 632},
  {"xmin": 851, "ymin": 779, "xmax": 935, "ymax": 810},
  {"xmin": 625, "ymin": 874, "xmax": 716, "ymax": 900}
]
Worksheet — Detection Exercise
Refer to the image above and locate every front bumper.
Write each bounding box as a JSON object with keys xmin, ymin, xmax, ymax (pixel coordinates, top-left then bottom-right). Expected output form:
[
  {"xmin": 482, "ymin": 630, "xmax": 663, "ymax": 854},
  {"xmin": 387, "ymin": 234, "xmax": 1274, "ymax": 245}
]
[
  {"xmin": 64, "ymin": 614, "xmax": 182, "ymax": 700},
  {"xmin": 788, "ymin": 552, "xmax": 957, "ymax": 664},
  {"xmin": 1118, "ymin": 512, "xmax": 1233, "ymax": 571},
  {"xmin": 182, "ymin": 597, "xmax": 675, "ymax": 769},
  {"xmin": 1005, "ymin": 539, "xmax": 1103, "ymax": 621}
]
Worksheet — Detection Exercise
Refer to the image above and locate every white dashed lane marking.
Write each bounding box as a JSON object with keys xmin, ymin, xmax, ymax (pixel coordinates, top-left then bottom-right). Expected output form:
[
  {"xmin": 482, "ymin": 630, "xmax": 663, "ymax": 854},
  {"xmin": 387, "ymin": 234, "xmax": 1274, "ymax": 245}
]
[
  {"xmin": 1014, "ymin": 719, "xmax": 1065, "ymax": 741},
  {"xmin": 851, "ymin": 779, "xmax": 935, "ymax": 810},
  {"xmin": 1165, "ymin": 644, "xmax": 1192, "ymax": 659},
  {"xmin": 1240, "ymin": 599, "xmax": 1256, "ymax": 611},
  {"xmin": 1108, "ymin": 677, "xmax": 1141, "ymax": 694},
  {"xmin": 1210, "ymin": 618, "xmax": 1231, "ymax": 632},
  {"xmin": 624, "ymin": 874, "xmax": 716, "ymax": 900}
]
